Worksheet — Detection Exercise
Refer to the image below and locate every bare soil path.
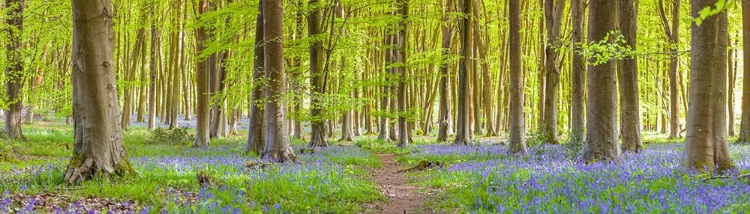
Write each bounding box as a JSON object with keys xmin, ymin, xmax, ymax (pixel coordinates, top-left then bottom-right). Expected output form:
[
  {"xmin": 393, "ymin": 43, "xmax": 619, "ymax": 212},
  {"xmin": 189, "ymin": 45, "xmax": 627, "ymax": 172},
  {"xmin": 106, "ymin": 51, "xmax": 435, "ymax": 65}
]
[{"xmin": 367, "ymin": 153, "xmax": 430, "ymax": 214}]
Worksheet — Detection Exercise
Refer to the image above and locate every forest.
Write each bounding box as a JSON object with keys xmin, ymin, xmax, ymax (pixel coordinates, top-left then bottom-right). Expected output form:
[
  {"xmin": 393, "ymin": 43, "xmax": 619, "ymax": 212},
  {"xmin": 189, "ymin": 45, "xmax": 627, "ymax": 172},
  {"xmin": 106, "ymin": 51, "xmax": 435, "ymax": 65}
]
[{"xmin": 0, "ymin": 0, "xmax": 749, "ymax": 213}]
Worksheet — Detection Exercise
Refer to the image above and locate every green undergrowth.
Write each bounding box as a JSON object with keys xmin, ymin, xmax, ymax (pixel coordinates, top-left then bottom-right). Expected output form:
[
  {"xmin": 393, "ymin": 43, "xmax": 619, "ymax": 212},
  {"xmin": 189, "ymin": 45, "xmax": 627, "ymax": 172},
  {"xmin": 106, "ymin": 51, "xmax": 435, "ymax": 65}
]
[{"xmin": 1, "ymin": 122, "xmax": 383, "ymax": 213}]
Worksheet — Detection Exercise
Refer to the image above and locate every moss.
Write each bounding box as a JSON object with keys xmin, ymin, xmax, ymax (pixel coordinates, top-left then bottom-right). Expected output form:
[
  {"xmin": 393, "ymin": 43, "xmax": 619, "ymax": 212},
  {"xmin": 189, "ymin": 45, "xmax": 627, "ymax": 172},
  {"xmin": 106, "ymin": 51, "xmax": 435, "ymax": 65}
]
[{"xmin": 114, "ymin": 159, "xmax": 137, "ymax": 178}]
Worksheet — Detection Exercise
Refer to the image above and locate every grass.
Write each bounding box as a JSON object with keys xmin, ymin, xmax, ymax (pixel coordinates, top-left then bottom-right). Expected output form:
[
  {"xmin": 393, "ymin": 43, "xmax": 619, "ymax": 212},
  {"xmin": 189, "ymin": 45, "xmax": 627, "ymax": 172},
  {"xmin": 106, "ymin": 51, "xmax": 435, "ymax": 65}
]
[{"xmin": 0, "ymin": 122, "xmax": 383, "ymax": 213}]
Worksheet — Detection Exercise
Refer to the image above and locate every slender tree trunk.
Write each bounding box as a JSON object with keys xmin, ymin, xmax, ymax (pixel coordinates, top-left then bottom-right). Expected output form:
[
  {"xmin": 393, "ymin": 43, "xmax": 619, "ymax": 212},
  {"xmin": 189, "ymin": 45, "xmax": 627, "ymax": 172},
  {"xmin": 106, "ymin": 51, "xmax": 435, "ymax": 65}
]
[
  {"xmin": 619, "ymin": 0, "xmax": 643, "ymax": 153},
  {"xmin": 508, "ymin": 0, "xmax": 525, "ymax": 154},
  {"xmin": 583, "ymin": 0, "xmax": 619, "ymax": 163},
  {"xmin": 4, "ymin": 0, "xmax": 24, "ymax": 139},
  {"xmin": 308, "ymin": 0, "xmax": 328, "ymax": 147},
  {"xmin": 397, "ymin": 0, "xmax": 410, "ymax": 147},
  {"xmin": 147, "ymin": 8, "xmax": 158, "ymax": 130},
  {"xmin": 570, "ymin": 0, "xmax": 586, "ymax": 142},
  {"xmin": 246, "ymin": 0, "xmax": 265, "ymax": 154},
  {"xmin": 728, "ymin": 36, "xmax": 736, "ymax": 136},
  {"xmin": 437, "ymin": 19, "xmax": 452, "ymax": 142},
  {"xmin": 738, "ymin": 0, "xmax": 750, "ymax": 143},
  {"xmin": 685, "ymin": 0, "xmax": 733, "ymax": 171},
  {"xmin": 65, "ymin": 0, "xmax": 135, "ymax": 183},
  {"xmin": 453, "ymin": 0, "xmax": 472, "ymax": 145},
  {"xmin": 193, "ymin": 0, "xmax": 210, "ymax": 148},
  {"xmin": 542, "ymin": 0, "xmax": 566, "ymax": 144}
]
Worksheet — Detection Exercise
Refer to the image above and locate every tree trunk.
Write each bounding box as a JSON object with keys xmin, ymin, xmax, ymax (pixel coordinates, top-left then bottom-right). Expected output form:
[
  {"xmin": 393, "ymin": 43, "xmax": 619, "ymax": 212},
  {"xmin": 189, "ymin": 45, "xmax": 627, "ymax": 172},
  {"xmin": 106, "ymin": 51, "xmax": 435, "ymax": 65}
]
[
  {"xmin": 508, "ymin": 0, "xmax": 525, "ymax": 154},
  {"xmin": 737, "ymin": 0, "xmax": 750, "ymax": 143},
  {"xmin": 728, "ymin": 36, "xmax": 736, "ymax": 137},
  {"xmin": 453, "ymin": 0, "xmax": 471, "ymax": 146},
  {"xmin": 4, "ymin": 0, "xmax": 24, "ymax": 139},
  {"xmin": 542, "ymin": 0, "xmax": 566, "ymax": 144},
  {"xmin": 397, "ymin": 0, "xmax": 409, "ymax": 147},
  {"xmin": 65, "ymin": 0, "xmax": 135, "ymax": 183},
  {"xmin": 262, "ymin": 0, "xmax": 296, "ymax": 162},
  {"xmin": 193, "ymin": 0, "xmax": 210, "ymax": 148},
  {"xmin": 246, "ymin": 0, "xmax": 265, "ymax": 155},
  {"xmin": 308, "ymin": 0, "xmax": 328, "ymax": 147},
  {"xmin": 619, "ymin": 0, "xmax": 643, "ymax": 153},
  {"xmin": 570, "ymin": 0, "xmax": 586, "ymax": 142},
  {"xmin": 147, "ymin": 7, "xmax": 158, "ymax": 130},
  {"xmin": 583, "ymin": 0, "xmax": 619, "ymax": 163},
  {"xmin": 437, "ymin": 14, "xmax": 453, "ymax": 142},
  {"xmin": 685, "ymin": 0, "xmax": 733, "ymax": 172}
]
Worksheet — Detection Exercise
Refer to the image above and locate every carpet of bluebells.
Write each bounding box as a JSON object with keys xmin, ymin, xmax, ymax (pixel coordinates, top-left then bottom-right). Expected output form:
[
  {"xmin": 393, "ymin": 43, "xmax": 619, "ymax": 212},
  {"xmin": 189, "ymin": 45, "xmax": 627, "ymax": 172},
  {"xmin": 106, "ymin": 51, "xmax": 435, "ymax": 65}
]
[
  {"xmin": 0, "ymin": 144, "xmax": 381, "ymax": 213},
  {"xmin": 402, "ymin": 143, "xmax": 750, "ymax": 213}
]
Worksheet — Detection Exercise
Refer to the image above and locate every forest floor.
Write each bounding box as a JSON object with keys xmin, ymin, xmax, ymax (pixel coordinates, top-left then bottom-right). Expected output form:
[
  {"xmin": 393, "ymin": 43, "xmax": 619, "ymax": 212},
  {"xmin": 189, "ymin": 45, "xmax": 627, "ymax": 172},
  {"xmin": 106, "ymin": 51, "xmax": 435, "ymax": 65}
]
[
  {"xmin": 367, "ymin": 153, "xmax": 429, "ymax": 214},
  {"xmin": 5, "ymin": 120, "xmax": 750, "ymax": 213}
]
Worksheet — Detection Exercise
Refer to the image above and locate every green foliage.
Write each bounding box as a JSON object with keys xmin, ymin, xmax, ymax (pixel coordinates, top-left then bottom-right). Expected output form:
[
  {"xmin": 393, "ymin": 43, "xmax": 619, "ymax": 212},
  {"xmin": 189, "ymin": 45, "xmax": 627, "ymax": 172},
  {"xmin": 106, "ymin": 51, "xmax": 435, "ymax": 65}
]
[
  {"xmin": 580, "ymin": 31, "xmax": 635, "ymax": 66},
  {"xmin": 692, "ymin": 0, "xmax": 727, "ymax": 26},
  {"xmin": 146, "ymin": 127, "xmax": 194, "ymax": 145}
]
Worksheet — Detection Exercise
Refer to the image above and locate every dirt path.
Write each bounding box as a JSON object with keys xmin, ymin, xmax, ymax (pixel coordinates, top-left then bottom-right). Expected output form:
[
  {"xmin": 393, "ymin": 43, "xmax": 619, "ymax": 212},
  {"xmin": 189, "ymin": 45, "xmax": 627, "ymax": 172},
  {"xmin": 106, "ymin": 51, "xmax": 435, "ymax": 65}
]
[{"xmin": 367, "ymin": 153, "xmax": 429, "ymax": 214}]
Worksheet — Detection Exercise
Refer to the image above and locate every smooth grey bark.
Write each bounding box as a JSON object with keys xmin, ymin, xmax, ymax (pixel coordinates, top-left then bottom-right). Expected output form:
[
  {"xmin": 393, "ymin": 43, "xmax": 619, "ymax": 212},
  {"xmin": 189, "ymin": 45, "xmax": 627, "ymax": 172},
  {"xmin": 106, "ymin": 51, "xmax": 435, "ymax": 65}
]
[
  {"xmin": 246, "ymin": 0, "xmax": 265, "ymax": 155},
  {"xmin": 542, "ymin": 0, "xmax": 566, "ymax": 144},
  {"xmin": 619, "ymin": 0, "xmax": 643, "ymax": 153},
  {"xmin": 738, "ymin": 0, "xmax": 750, "ymax": 143},
  {"xmin": 453, "ymin": 0, "xmax": 472, "ymax": 146},
  {"xmin": 193, "ymin": 0, "xmax": 210, "ymax": 148},
  {"xmin": 570, "ymin": 0, "xmax": 586, "ymax": 142},
  {"xmin": 684, "ymin": 0, "xmax": 733, "ymax": 172},
  {"xmin": 508, "ymin": 0, "xmax": 526, "ymax": 154},
  {"xmin": 308, "ymin": 0, "xmax": 329, "ymax": 147},
  {"xmin": 65, "ymin": 0, "xmax": 134, "ymax": 183},
  {"xmin": 583, "ymin": 0, "xmax": 619, "ymax": 163},
  {"xmin": 262, "ymin": 0, "xmax": 296, "ymax": 162}
]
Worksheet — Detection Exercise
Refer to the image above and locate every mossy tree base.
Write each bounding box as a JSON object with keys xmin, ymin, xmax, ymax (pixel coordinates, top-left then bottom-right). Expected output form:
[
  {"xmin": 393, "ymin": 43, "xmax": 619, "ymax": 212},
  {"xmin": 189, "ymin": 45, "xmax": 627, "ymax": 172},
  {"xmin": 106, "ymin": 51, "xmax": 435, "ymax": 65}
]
[{"xmin": 64, "ymin": 154, "xmax": 135, "ymax": 183}]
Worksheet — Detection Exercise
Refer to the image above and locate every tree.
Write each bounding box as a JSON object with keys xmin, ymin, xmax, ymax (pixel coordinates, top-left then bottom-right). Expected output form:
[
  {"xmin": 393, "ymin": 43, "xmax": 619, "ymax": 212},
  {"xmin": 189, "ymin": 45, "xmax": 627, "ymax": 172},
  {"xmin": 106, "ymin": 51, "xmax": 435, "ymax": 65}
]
[
  {"xmin": 738, "ymin": 0, "xmax": 750, "ymax": 143},
  {"xmin": 619, "ymin": 0, "xmax": 643, "ymax": 153},
  {"xmin": 436, "ymin": 0, "xmax": 453, "ymax": 143},
  {"xmin": 308, "ymin": 0, "xmax": 328, "ymax": 147},
  {"xmin": 658, "ymin": 0, "xmax": 681, "ymax": 139},
  {"xmin": 453, "ymin": 0, "xmax": 471, "ymax": 146},
  {"xmin": 262, "ymin": 0, "xmax": 296, "ymax": 162},
  {"xmin": 570, "ymin": 0, "xmax": 586, "ymax": 142},
  {"xmin": 541, "ymin": 0, "xmax": 566, "ymax": 144},
  {"xmin": 684, "ymin": 0, "xmax": 733, "ymax": 172},
  {"xmin": 508, "ymin": 0, "xmax": 525, "ymax": 154},
  {"xmin": 246, "ymin": 0, "xmax": 265, "ymax": 154},
  {"xmin": 193, "ymin": 0, "xmax": 211, "ymax": 148},
  {"xmin": 4, "ymin": 0, "xmax": 24, "ymax": 139},
  {"xmin": 65, "ymin": 0, "xmax": 135, "ymax": 183},
  {"xmin": 396, "ymin": 0, "xmax": 409, "ymax": 147},
  {"xmin": 583, "ymin": 0, "xmax": 619, "ymax": 162}
]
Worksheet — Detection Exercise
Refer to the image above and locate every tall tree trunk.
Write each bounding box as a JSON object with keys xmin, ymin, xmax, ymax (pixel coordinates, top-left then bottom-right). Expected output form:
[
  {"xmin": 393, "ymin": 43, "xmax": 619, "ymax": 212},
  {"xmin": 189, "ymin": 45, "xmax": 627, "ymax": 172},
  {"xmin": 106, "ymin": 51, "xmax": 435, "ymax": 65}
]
[
  {"xmin": 65, "ymin": 0, "xmax": 135, "ymax": 183},
  {"xmin": 728, "ymin": 36, "xmax": 736, "ymax": 136},
  {"xmin": 308, "ymin": 0, "xmax": 328, "ymax": 147},
  {"xmin": 168, "ymin": 0, "xmax": 182, "ymax": 130},
  {"xmin": 619, "ymin": 0, "xmax": 643, "ymax": 153},
  {"xmin": 397, "ymin": 0, "xmax": 410, "ymax": 147},
  {"xmin": 508, "ymin": 0, "xmax": 525, "ymax": 154},
  {"xmin": 147, "ymin": 7, "xmax": 158, "ymax": 130},
  {"xmin": 659, "ymin": 0, "xmax": 681, "ymax": 139},
  {"xmin": 262, "ymin": 0, "xmax": 296, "ymax": 162},
  {"xmin": 583, "ymin": 0, "xmax": 619, "ymax": 163},
  {"xmin": 542, "ymin": 0, "xmax": 566, "ymax": 144},
  {"xmin": 685, "ymin": 0, "xmax": 733, "ymax": 172},
  {"xmin": 436, "ymin": 9, "xmax": 453, "ymax": 142},
  {"xmin": 4, "ymin": 0, "xmax": 24, "ymax": 139},
  {"xmin": 453, "ymin": 0, "xmax": 472, "ymax": 145},
  {"xmin": 246, "ymin": 0, "xmax": 265, "ymax": 154},
  {"xmin": 738, "ymin": 0, "xmax": 750, "ymax": 143},
  {"xmin": 570, "ymin": 0, "xmax": 586, "ymax": 142},
  {"xmin": 193, "ymin": 0, "xmax": 210, "ymax": 148}
]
